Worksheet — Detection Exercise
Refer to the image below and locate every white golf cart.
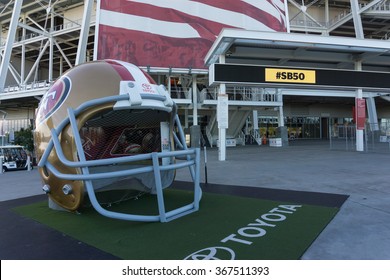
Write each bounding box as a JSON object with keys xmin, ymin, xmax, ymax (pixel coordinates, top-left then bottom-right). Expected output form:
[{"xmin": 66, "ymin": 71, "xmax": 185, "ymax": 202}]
[{"xmin": 0, "ymin": 145, "xmax": 33, "ymax": 172}]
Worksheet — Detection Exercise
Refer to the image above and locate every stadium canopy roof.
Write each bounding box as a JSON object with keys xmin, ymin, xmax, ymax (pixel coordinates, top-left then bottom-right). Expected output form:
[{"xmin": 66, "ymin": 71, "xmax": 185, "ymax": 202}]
[{"xmin": 204, "ymin": 29, "xmax": 390, "ymax": 73}]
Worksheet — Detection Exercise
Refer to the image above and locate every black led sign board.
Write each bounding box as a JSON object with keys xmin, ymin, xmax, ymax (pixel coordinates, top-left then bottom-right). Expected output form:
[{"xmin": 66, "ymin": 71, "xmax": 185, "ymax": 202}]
[{"xmin": 209, "ymin": 63, "xmax": 390, "ymax": 91}]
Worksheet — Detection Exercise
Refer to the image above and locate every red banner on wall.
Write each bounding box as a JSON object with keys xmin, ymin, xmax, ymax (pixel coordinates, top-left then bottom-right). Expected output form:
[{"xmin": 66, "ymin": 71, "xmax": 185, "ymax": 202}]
[
  {"xmin": 355, "ymin": 98, "xmax": 366, "ymax": 130},
  {"xmin": 96, "ymin": 0, "xmax": 287, "ymax": 71}
]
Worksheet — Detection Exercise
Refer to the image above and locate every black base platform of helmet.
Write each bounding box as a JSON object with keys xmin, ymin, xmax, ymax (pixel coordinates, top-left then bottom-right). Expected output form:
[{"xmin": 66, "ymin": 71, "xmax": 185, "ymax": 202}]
[
  {"xmin": 0, "ymin": 181, "xmax": 348, "ymax": 260},
  {"xmin": 0, "ymin": 194, "xmax": 120, "ymax": 260}
]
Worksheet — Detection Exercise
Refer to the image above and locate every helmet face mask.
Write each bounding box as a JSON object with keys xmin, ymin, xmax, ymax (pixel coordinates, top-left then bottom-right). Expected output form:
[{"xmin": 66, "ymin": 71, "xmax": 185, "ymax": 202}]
[{"xmin": 34, "ymin": 60, "xmax": 201, "ymax": 222}]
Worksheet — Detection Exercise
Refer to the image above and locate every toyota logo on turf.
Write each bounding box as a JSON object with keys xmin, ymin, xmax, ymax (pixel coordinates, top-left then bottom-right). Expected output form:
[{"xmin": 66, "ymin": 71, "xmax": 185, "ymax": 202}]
[
  {"xmin": 184, "ymin": 204, "xmax": 302, "ymax": 260},
  {"xmin": 184, "ymin": 246, "xmax": 235, "ymax": 260}
]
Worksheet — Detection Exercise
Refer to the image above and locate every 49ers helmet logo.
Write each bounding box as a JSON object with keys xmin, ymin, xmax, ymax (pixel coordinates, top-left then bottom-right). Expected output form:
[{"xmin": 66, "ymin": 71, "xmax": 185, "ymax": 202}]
[{"xmin": 36, "ymin": 76, "xmax": 71, "ymax": 125}]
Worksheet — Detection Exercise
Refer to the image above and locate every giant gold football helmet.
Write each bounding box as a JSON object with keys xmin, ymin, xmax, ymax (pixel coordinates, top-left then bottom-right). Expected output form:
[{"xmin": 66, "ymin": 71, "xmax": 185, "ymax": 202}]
[{"xmin": 34, "ymin": 60, "xmax": 201, "ymax": 222}]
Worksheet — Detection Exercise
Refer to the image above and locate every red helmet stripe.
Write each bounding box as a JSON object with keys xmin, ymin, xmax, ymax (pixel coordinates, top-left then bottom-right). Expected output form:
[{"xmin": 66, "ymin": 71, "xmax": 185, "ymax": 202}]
[
  {"xmin": 141, "ymin": 69, "xmax": 157, "ymax": 84},
  {"xmin": 106, "ymin": 59, "xmax": 135, "ymax": 81}
]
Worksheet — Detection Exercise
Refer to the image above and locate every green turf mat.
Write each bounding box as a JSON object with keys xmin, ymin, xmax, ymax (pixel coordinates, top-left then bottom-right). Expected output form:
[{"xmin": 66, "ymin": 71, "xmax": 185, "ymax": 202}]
[{"xmin": 13, "ymin": 189, "xmax": 339, "ymax": 260}]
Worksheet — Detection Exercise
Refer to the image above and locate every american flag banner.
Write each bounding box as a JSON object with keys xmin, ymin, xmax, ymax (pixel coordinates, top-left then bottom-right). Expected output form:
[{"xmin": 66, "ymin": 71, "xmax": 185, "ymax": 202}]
[{"xmin": 96, "ymin": 0, "xmax": 287, "ymax": 70}]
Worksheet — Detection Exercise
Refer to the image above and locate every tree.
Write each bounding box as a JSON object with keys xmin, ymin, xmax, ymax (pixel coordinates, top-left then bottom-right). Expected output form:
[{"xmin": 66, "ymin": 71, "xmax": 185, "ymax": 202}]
[{"xmin": 13, "ymin": 126, "xmax": 34, "ymax": 152}]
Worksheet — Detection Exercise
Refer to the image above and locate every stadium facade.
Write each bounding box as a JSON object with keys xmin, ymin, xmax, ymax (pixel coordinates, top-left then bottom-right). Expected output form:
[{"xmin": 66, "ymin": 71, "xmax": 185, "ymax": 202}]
[{"xmin": 0, "ymin": 0, "xmax": 389, "ymax": 155}]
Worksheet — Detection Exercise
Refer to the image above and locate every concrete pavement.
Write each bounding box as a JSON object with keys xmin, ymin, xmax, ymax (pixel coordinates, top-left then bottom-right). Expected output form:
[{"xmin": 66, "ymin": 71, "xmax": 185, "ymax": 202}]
[
  {"xmin": 1, "ymin": 140, "xmax": 390, "ymax": 259},
  {"xmin": 176, "ymin": 141, "xmax": 390, "ymax": 260}
]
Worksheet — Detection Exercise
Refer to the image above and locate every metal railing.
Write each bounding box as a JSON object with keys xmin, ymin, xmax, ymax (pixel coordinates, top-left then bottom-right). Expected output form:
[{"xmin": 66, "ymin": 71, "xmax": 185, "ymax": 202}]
[
  {"xmin": 3, "ymin": 80, "xmax": 51, "ymax": 93},
  {"xmin": 292, "ymin": 0, "xmax": 390, "ymax": 33},
  {"xmin": 1, "ymin": 16, "xmax": 96, "ymax": 47},
  {"xmin": 329, "ymin": 123, "xmax": 390, "ymax": 152},
  {"xmin": 170, "ymin": 86, "xmax": 280, "ymax": 103}
]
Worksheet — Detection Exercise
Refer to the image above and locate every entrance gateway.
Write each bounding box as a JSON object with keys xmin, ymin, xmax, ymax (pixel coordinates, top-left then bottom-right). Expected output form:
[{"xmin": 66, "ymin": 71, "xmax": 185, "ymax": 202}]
[{"xmin": 204, "ymin": 30, "xmax": 390, "ymax": 160}]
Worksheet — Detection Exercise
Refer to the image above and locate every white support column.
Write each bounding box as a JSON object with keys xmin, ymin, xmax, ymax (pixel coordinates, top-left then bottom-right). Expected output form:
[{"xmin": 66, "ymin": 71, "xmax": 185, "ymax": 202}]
[
  {"xmin": 350, "ymin": 0, "xmax": 364, "ymax": 39},
  {"xmin": 167, "ymin": 75, "xmax": 171, "ymax": 95},
  {"xmin": 219, "ymin": 125, "xmax": 226, "ymax": 161},
  {"xmin": 218, "ymin": 87, "xmax": 228, "ymax": 161},
  {"xmin": 325, "ymin": 0, "xmax": 329, "ymax": 23},
  {"xmin": 284, "ymin": 0, "xmax": 290, "ymax": 33},
  {"xmin": 278, "ymin": 106, "xmax": 285, "ymax": 127},
  {"xmin": 75, "ymin": 0, "xmax": 94, "ymax": 65},
  {"xmin": 366, "ymin": 96, "xmax": 379, "ymax": 131},
  {"xmin": 217, "ymin": 54, "xmax": 228, "ymax": 161},
  {"xmin": 192, "ymin": 75, "xmax": 198, "ymax": 126},
  {"xmin": 27, "ymin": 156, "xmax": 31, "ymax": 171},
  {"xmin": 253, "ymin": 110, "xmax": 259, "ymax": 130},
  {"xmin": 49, "ymin": 12, "xmax": 54, "ymax": 83},
  {"xmin": 355, "ymin": 61, "xmax": 364, "ymax": 152},
  {"xmin": 356, "ymin": 89, "xmax": 364, "ymax": 152},
  {"xmin": 49, "ymin": 35, "xmax": 54, "ymax": 82},
  {"xmin": 276, "ymin": 88, "xmax": 284, "ymax": 127},
  {"xmin": 59, "ymin": 57, "xmax": 63, "ymax": 76},
  {"xmin": 0, "ymin": 0, "xmax": 23, "ymax": 91},
  {"xmin": 21, "ymin": 14, "xmax": 26, "ymax": 88},
  {"xmin": 323, "ymin": 0, "xmax": 330, "ymax": 35}
]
